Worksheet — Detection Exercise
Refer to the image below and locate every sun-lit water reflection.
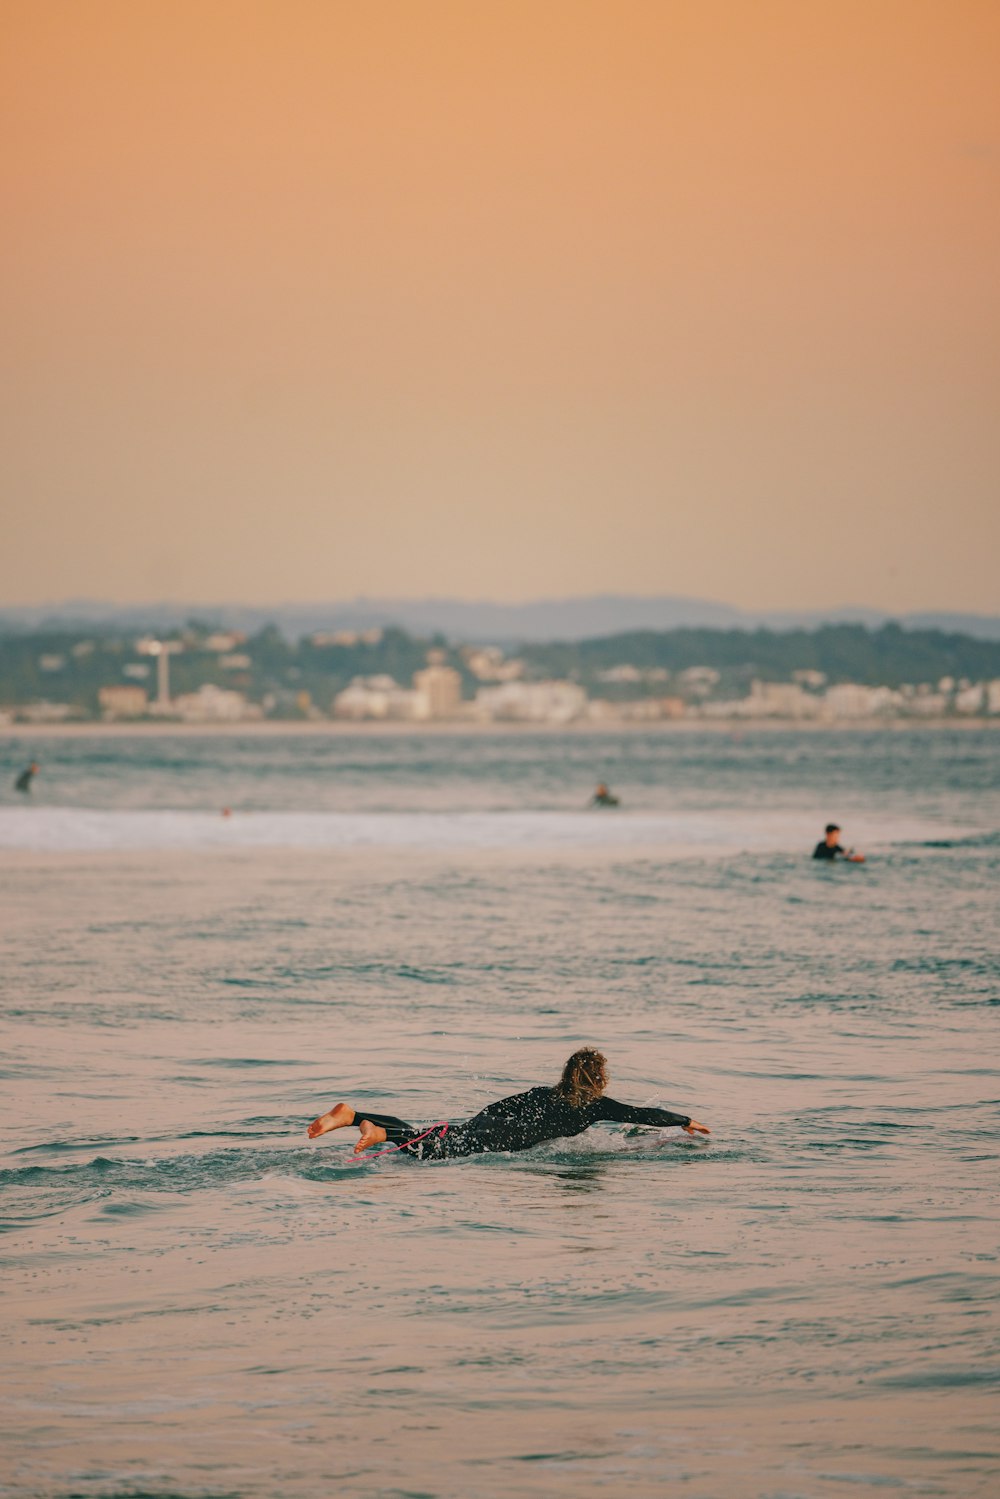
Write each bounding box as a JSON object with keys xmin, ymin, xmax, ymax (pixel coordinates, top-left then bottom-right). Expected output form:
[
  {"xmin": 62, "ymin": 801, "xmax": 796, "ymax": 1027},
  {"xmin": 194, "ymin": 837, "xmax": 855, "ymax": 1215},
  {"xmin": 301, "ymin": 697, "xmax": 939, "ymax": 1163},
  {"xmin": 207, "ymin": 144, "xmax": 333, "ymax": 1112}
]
[{"xmin": 1, "ymin": 729, "xmax": 998, "ymax": 1496}]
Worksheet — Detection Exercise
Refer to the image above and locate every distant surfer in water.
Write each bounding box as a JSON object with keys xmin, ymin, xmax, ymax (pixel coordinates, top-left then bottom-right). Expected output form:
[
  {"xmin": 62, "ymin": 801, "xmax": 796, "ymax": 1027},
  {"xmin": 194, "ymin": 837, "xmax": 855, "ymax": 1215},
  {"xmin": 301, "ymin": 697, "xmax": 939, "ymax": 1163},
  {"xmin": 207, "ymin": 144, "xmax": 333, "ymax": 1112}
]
[
  {"xmin": 307, "ymin": 1047, "xmax": 710, "ymax": 1159},
  {"xmin": 14, "ymin": 762, "xmax": 39, "ymax": 794},
  {"xmin": 812, "ymin": 823, "xmax": 865, "ymax": 862},
  {"xmin": 591, "ymin": 782, "xmax": 620, "ymax": 807}
]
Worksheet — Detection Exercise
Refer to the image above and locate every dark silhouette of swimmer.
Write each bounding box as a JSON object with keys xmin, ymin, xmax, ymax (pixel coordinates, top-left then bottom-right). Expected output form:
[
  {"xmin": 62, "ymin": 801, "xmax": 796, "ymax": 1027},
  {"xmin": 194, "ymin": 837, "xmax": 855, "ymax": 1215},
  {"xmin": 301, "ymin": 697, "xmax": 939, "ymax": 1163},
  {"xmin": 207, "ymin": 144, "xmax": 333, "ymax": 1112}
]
[
  {"xmin": 15, "ymin": 762, "xmax": 39, "ymax": 794},
  {"xmin": 307, "ymin": 1047, "xmax": 710, "ymax": 1158},
  {"xmin": 591, "ymin": 782, "xmax": 620, "ymax": 807},
  {"xmin": 813, "ymin": 823, "xmax": 865, "ymax": 863}
]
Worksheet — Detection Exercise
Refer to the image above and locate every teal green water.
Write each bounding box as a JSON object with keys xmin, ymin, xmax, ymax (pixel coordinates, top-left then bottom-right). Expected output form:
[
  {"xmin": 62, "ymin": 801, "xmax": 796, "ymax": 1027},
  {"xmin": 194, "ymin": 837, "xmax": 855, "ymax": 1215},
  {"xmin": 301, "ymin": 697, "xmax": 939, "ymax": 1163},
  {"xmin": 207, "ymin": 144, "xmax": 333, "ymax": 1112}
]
[{"xmin": 1, "ymin": 728, "xmax": 998, "ymax": 1498}]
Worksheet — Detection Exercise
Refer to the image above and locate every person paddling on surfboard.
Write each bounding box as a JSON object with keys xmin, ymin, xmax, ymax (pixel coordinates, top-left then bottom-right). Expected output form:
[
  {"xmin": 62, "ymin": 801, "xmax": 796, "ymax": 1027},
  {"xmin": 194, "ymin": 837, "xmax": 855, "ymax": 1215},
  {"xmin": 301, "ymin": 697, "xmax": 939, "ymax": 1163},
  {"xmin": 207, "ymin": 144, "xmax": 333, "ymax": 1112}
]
[{"xmin": 307, "ymin": 1047, "xmax": 710, "ymax": 1160}]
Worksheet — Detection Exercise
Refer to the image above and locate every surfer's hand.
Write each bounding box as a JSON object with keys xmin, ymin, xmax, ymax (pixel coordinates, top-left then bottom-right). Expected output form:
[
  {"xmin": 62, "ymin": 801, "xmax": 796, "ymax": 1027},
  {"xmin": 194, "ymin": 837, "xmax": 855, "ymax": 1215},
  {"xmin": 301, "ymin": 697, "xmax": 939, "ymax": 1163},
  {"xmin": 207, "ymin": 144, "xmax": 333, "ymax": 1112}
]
[{"xmin": 683, "ymin": 1120, "xmax": 710, "ymax": 1136}]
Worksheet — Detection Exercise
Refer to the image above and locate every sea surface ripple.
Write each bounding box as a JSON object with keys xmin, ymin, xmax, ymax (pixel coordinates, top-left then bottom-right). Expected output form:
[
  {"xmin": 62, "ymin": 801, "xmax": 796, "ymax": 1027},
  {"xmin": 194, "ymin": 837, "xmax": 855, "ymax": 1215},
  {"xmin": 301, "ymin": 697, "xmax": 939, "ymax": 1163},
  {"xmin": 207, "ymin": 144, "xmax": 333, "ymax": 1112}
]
[{"xmin": 1, "ymin": 728, "xmax": 998, "ymax": 1498}]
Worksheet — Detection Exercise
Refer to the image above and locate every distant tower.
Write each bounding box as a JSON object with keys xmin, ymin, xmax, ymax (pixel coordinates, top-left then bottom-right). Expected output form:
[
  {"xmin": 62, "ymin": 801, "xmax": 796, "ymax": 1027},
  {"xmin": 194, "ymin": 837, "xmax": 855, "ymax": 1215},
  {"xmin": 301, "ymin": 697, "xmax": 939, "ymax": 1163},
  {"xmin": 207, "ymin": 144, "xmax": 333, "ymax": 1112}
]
[{"xmin": 138, "ymin": 638, "xmax": 183, "ymax": 709}]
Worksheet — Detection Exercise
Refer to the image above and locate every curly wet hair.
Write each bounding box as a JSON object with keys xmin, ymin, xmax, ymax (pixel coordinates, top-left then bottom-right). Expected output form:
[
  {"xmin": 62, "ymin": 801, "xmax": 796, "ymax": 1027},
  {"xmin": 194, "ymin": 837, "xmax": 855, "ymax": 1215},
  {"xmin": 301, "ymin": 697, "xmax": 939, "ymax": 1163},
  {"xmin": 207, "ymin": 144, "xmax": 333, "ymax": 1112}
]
[{"xmin": 556, "ymin": 1047, "xmax": 608, "ymax": 1107}]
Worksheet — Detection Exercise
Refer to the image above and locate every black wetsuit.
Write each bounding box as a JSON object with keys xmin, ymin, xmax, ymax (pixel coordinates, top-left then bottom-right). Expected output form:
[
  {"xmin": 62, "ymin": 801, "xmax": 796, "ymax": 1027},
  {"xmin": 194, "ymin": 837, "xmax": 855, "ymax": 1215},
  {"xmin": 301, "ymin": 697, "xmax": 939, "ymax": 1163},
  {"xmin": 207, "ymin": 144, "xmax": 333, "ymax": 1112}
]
[
  {"xmin": 812, "ymin": 840, "xmax": 847, "ymax": 860},
  {"xmin": 358, "ymin": 1085, "xmax": 692, "ymax": 1160},
  {"xmin": 15, "ymin": 767, "xmax": 36, "ymax": 793}
]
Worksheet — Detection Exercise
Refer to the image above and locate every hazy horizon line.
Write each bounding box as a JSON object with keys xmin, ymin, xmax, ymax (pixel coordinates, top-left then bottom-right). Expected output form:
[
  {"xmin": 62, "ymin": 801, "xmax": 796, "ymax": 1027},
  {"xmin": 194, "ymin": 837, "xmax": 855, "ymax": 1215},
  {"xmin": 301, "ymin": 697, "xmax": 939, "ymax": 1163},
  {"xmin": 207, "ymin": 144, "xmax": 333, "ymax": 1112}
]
[{"xmin": 5, "ymin": 591, "xmax": 999, "ymax": 618}]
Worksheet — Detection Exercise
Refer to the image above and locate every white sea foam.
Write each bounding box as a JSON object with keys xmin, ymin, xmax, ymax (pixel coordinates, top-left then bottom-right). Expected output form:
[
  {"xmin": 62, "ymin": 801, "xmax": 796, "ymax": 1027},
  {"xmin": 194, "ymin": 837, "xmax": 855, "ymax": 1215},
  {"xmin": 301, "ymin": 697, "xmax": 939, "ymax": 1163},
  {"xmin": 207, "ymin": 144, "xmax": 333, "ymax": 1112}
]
[{"xmin": 0, "ymin": 805, "xmax": 968, "ymax": 854}]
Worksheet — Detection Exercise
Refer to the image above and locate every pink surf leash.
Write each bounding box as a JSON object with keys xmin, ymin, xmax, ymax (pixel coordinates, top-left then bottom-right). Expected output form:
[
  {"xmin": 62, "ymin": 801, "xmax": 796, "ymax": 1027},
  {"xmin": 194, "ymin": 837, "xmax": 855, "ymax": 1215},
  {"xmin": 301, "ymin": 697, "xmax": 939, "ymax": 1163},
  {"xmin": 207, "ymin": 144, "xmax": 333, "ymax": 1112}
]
[{"xmin": 364, "ymin": 1121, "xmax": 450, "ymax": 1158}]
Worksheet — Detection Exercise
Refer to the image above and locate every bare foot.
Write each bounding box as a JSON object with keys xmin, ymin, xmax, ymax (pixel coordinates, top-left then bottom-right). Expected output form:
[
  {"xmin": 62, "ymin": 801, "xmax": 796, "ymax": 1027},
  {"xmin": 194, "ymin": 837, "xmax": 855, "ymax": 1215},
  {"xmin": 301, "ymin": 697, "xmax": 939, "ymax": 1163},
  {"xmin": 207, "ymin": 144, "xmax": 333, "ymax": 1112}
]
[
  {"xmin": 683, "ymin": 1119, "xmax": 711, "ymax": 1136},
  {"xmin": 353, "ymin": 1120, "xmax": 388, "ymax": 1154},
  {"xmin": 307, "ymin": 1102, "xmax": 355, "ymax": 1140}
]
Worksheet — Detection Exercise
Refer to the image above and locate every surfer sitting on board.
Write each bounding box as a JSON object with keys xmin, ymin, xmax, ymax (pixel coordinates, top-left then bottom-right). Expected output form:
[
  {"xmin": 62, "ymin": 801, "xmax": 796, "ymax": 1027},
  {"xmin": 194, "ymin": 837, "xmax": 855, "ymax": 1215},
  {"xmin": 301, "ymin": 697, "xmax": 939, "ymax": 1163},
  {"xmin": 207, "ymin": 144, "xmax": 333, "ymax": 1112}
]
[
  {"xmin": 812, "ymin": 823, "xmax": 865, "ymax": 862},
  {"xmin": 307, "ymin": 1047, "xmax": 710, "ymax": 1159}
]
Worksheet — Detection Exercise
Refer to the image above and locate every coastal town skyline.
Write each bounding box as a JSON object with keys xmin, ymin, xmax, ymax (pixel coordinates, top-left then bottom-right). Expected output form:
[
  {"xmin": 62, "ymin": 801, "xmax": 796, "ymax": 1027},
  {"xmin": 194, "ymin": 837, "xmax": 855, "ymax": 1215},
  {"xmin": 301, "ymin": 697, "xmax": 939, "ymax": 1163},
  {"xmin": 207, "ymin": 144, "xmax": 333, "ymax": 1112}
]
[{"xmin": 4, "ymin": 614, "xmax": 999, "ymax": 727}]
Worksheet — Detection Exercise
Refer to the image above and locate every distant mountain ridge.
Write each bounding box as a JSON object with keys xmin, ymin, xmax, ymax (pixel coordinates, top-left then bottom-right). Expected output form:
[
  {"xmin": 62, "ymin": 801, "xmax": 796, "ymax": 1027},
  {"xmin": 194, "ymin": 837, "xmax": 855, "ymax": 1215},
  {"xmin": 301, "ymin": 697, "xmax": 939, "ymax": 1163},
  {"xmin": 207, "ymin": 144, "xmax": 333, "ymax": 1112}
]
[{"xmin": 2, "ymin": 595, "xmax": 999, "ymax": 643}]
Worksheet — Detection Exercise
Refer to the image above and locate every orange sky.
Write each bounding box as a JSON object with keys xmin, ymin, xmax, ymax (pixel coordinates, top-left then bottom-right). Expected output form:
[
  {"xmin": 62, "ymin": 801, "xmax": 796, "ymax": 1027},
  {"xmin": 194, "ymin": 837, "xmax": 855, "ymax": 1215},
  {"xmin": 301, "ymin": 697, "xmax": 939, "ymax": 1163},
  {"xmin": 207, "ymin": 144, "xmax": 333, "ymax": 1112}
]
[{"xmin": 2, "ymin": 0, "xmax": 998, "ymax": 612}]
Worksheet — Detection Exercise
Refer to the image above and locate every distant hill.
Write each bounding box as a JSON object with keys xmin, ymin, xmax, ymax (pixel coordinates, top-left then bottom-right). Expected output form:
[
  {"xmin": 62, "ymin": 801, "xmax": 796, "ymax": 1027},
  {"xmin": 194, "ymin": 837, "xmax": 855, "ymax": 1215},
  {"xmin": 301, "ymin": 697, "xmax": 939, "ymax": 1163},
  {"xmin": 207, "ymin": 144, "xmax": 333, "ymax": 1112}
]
[
  {"xmin": 2, "ymin": 594, "xmax": 999, "ymax": 643},
  {"xmin": 521, "ymin": 622, "xmax": 1000, "ymax": 690}
]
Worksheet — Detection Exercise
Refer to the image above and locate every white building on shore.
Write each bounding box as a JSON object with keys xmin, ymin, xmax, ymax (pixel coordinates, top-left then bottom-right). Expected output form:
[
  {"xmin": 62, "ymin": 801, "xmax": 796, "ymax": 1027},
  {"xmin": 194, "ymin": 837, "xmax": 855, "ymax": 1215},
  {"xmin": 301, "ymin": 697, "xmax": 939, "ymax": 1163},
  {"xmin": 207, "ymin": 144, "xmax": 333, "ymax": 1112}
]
[
  {"xmin": 954, "ymin": 684, "xmax": 985, "ymax": 714},
  {"xmin": 822, "ymin": 683, "xmax": 900, "ymax": 719},
  {"xmin": 333, "ymin": 675, "xmax": 429, "ymax": 720},
  {"xmin": 172, "ymin": 684, "xmax": 262, "ymax": 722},
  {"xmin": 462, "ymin": 646, "xmax": 524, "ymax": 682},
  {"xmin": 99, "ymin": 684, "xmax": 149, "ymax": 719},
  {"xmin": 17, "ymin": 700, "xmax": 79, "ymax": 722},
  {"xmin": 741, "ymin": 681, "xmax": 822, "ymax": 719},
  {"xmin": 474, "ymin": 680, "xmax": 587, "ymax": 723}
]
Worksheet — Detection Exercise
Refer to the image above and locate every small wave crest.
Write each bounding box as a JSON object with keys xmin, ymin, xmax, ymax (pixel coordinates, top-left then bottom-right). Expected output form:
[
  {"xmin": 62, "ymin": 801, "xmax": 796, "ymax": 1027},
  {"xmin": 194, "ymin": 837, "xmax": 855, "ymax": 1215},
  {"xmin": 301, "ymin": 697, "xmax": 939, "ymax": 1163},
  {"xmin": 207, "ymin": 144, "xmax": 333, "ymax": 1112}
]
[{"xmin": 0, "ymin": 805, "xmax": 976, "ymax": 856}]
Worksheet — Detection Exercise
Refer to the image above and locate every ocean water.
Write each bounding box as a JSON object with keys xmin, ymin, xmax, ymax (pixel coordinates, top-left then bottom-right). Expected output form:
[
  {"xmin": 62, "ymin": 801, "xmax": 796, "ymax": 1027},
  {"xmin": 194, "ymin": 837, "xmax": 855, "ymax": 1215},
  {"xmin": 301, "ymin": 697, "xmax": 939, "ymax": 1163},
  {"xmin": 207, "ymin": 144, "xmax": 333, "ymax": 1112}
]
[{"xmin": 1, "ymin": 727, "xmax": 998, "ymax": 1499}]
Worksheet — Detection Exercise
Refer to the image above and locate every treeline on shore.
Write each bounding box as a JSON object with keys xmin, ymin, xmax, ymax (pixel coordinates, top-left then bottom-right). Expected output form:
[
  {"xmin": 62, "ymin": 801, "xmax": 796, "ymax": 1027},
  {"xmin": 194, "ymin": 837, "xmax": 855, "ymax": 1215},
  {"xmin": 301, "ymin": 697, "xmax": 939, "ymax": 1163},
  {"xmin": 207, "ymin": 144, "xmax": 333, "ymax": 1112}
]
[
  {"xmin": 519, "ymin": 622, "xmax": 1000, "ymax": 692},
  {"xmin": 1, "ymin": 620, "xmax": 998, "ymax": 719}
]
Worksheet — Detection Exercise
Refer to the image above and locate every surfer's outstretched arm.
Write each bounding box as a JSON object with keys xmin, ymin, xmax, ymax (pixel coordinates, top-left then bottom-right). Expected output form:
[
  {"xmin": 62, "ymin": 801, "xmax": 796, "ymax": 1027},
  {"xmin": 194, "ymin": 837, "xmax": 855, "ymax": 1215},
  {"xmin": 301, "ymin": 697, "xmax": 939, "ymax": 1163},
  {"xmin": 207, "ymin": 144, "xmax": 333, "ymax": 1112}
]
[{"xmin": 595, "ymin": 1098, "xmax": 711, "ymax": 1135}]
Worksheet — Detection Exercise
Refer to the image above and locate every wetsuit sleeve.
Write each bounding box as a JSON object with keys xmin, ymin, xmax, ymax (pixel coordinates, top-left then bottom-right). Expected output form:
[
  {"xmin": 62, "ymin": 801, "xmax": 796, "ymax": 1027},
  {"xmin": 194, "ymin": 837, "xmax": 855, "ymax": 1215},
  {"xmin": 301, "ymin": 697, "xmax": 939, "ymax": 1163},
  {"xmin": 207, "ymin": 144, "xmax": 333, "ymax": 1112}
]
[{"xmin": 594, "ymin": 1097, "xmax": 690, "ymax": 1129}]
